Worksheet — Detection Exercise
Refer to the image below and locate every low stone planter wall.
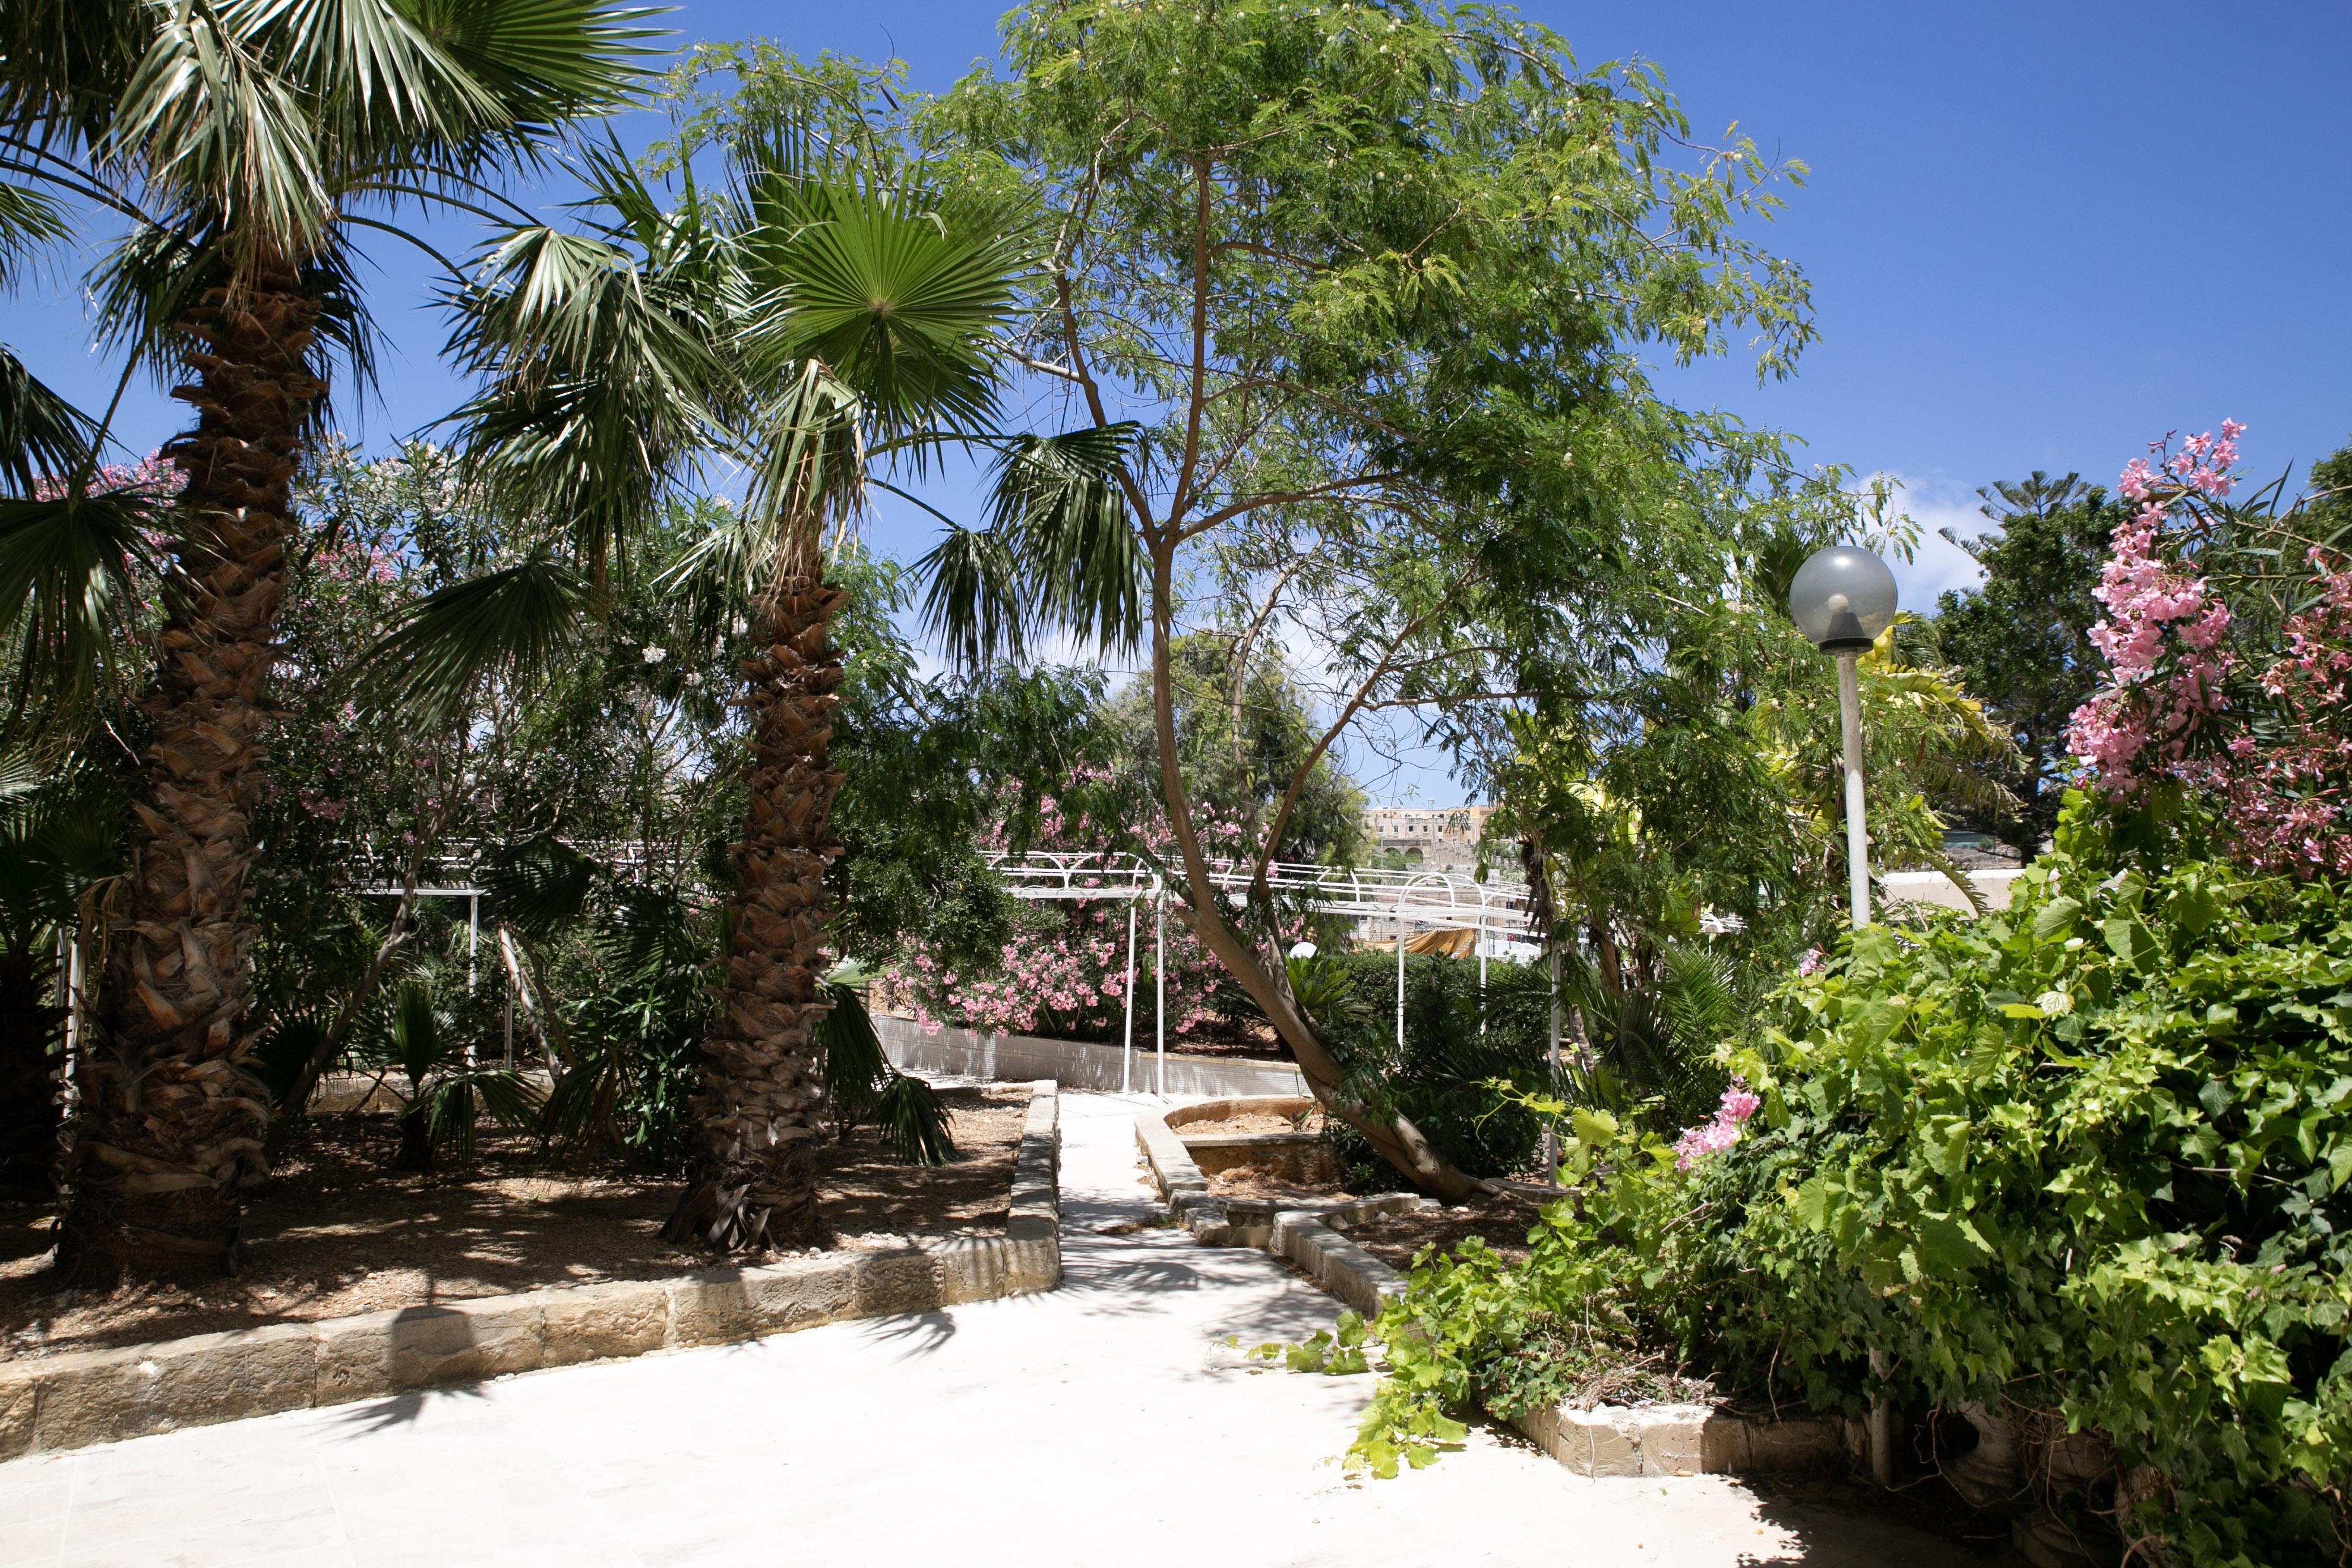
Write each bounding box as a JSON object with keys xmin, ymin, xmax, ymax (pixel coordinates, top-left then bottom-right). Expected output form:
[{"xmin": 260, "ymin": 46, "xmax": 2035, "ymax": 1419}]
[
  {"xmin": 1165, "ymin": 1096, "xmax": 1339, "ymax": 1186},
  {"xmin": 0, "ymin": 1082, "xmax": 1061, "ymax": 1462},
  {"xmin": 308, "ymin": 1069, "xmax": 557, "ymax": 1114},
  {"xmin": 1270, "ymin": 1207, "xmax": 1417, "ymax": 1317},
  {"xmin": 1134, "ymin": 1102, "xmax": 1421, "ymax": 1311},
  {"xmin": 1518, "ymin": 1400, "xmax": 1860, "ymax": 1478}
]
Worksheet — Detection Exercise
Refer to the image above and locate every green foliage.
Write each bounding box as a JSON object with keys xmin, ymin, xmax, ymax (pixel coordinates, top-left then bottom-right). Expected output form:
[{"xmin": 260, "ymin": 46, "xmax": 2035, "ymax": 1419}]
[
  {"xmin": 1254, "ymin": 1308, "xmax": 1373, "ymax": 1376},
  {"xmin": 1345, "ymin": 792, "xmax": 2352, "ymax": 1563},
  {"xmin": 1935, "ymin": 473, "xmax": 2120, "ymax": 858},
  {"xmin": 364, "ymin": 975, "xmax": 543, "ymax": 1171},
  {"xmin": 816, "ymin": 979, "xmax": 956, "ymax": 1166},
  {"xmin": 545, "ymin": 887, "xmax": 712, "ymax": 1170},
  {"xmin": 1104, "ymin": 634, "xmax": 1365, "ymax": 868},
  {"xmin": 1565, "ymin": 940, "xmax": 1747, "ymax": 1135},
  {"xmin": 1680, "ymin": 801, "xmax": 2352, "ymax": 1561},
  {"xmin": 826, "ymin": 548, "xmax": 1122, "ymax": 970},
  {"xmin": 1304, "ymin": 952, "xmax": 1555, "ymax": 1186}
]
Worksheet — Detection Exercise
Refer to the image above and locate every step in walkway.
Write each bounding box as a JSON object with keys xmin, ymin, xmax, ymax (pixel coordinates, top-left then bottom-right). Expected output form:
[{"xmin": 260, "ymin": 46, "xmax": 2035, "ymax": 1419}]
[{"xmin": 0, "ymin": 1092, "xmax": 1980, "ymax": 1567}]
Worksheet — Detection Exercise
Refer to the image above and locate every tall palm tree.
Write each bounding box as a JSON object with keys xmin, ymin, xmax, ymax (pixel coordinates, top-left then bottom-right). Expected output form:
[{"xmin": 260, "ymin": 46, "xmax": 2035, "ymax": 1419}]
[
  {"xmin": 0, "ymin": 0, "xmax": 652, "ymax": 1280},
  {"xmin": 402, "ymin": 118, "xmax": 1134, "ymax": 1252}
]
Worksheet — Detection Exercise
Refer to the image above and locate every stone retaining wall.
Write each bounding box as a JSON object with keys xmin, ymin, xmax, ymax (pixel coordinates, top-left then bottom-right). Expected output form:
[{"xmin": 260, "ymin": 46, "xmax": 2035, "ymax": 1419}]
[
  {"xmin": 880, "ymin": 1014, "xmax": 1307, "ymax": 1097},
  {"xmin": 0, "ymin": 1082, "xmax": 1061, "ymax": 1462}
]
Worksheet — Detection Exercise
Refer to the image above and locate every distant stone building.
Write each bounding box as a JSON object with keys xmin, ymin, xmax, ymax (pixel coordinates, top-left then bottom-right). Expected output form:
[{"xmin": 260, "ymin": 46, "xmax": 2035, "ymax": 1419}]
[{"xmin": 1360, "ymin": 804, "xmax": 1496, "ymax": 871}]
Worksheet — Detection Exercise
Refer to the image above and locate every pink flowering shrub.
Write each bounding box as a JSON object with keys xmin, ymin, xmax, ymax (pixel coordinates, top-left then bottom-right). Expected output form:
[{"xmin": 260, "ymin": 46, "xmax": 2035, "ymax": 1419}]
[
  {"xmin": 2066, "ymin": 422, "xmax": 2352, "ymax": 877},
  {"xmin": 1673, "ymin": 1079, "xmax": 1760, "ymax": 1169},
  {"xmin": 31, "ymin": 451, "xmax": 183, "ymax": 505},
  {"xmin": 881, "ymin": 774, "xmax": 1260, "ymax": 1041}
]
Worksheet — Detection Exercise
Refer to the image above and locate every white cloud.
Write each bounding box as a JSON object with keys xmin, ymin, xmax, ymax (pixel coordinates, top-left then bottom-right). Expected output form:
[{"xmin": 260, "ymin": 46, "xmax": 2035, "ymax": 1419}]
[{"xmin": 1871, "ymin": 472, "xmax": 1991, "ymax": 612}]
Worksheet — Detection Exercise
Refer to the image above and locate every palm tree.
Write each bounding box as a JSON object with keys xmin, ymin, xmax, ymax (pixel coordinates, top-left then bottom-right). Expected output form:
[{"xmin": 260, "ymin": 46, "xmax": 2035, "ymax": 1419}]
[
  {"xmin": 402, "ymin": 114, "xmax": 1131, "ymax": 1253},
  {"xmin": 0, "ymin": 0, "xmax": 652, "ymax": 1280}
]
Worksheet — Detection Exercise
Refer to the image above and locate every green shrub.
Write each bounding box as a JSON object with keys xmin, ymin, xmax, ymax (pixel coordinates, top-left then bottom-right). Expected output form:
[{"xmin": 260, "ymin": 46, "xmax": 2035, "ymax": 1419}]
[
  {"xmin": 1352, "ymin": 796, "xmax": 2352, "ymax": 1562},
  {"xmin": 1310, "ymin": 951, "xmax": 1554, "ymax": 1187}
]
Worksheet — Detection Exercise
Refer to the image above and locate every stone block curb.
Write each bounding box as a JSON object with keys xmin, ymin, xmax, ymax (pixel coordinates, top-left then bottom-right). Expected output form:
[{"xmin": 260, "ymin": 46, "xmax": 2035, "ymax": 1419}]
[
  {"xmin": 1136, "ymin": 1102, "xmax": 1428, "ymax": 1255},
  {"xmin": 1515, "ymin": 1400, "xmax": 1857, "ymax": 1478},
  {"xmin": 1270, "ymin": 1209, "xmax": 1412, "ymax": 1317},
  {"xmin": 0, "ymin": 1079, "xmax": 1061, "ymax": 1462},
  {"xmin": 1133, "ymin": 1105, "xmax": 1227, "ymax": 1239}
]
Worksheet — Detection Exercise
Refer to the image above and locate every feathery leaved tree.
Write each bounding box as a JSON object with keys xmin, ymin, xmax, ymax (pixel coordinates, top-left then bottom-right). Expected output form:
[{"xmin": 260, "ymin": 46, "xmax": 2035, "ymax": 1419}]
[{"xmin": 922, "ymin": 0, "xmax": 1819, "ymax": 1197}]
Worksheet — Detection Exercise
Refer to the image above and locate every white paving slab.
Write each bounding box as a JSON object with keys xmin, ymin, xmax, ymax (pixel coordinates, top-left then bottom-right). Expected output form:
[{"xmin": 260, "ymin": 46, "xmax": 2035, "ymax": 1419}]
[{"xmin": 0, "ymin": 1090, "xmax": 1981, "ymax": 1567}]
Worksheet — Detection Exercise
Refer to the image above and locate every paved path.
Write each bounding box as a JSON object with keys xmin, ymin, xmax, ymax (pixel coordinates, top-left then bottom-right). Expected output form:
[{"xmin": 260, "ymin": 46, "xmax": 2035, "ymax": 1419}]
[{"xmin": 0, "ymin": 1091, "xmax": 1982, "ymax": 1568}]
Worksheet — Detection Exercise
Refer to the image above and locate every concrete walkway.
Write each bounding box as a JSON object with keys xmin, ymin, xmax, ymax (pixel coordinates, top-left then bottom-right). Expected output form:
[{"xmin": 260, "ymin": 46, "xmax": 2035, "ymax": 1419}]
[{"xmin": 0, "ymin": 1092, "xmax": 1981, "ymax": 1568}]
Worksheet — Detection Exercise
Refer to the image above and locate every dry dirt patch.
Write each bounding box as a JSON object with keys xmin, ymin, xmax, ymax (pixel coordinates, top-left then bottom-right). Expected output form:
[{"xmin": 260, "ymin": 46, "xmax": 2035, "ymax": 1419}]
[
  {"xmin": 0, "ymin": 1083, "xmax": 1028, "ymax": 1360},
  {"xmin": 1176, "ymin": 1108, "xmax": 1325, "ymax": 1137},
  {"xmin": 1337, "ymin": 1190, "xmax": 1548, "ymax": 1269}
]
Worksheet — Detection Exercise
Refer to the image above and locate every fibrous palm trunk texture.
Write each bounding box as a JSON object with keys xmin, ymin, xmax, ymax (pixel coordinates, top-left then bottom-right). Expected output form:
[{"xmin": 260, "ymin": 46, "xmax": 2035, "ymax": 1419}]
[
  {"xmin": 56, "ymin": 267, "xmax": 321, "ymax": 1281},
  {"xmin": 665, "ymin": 577, "xmax": 846, "ymax": 1255},
  {"xmin": 0, "ymin": 954, "xmax": 65, "ymax": 1200}
]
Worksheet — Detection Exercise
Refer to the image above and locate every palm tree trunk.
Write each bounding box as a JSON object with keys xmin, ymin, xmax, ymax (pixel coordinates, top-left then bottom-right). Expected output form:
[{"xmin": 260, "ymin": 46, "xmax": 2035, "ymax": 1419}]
[
  {"xmin": 665, "ymin": 576, "xmax": 845, "ymax": 1254},
  {"xmin": 55, "ymin": 265, "xmax": 321, "ymax": 1282}
]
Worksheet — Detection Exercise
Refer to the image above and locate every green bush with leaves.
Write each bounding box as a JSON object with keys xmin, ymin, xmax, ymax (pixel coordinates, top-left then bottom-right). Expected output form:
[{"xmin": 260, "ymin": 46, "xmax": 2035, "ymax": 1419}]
[
  {"xmin": 1348, "ymin": 795, "xmax": 2352, "ymax": 1560},
  {"xmin": 1303, "ymin": 951, "xmax": 1556, "ymax": 1188}
]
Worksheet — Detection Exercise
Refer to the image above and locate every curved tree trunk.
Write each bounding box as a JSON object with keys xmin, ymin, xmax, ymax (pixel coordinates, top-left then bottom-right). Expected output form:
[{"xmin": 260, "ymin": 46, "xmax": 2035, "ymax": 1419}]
[
  {"xmin": 1142, "ymin": 552, "xmax": 1488, "ymax": 1202},
  {"xmin": 664, "ymin": 576, "xmax": 845, "ymax": 1255},
  {"xmin": 56, "ymin": 266, "xmax": 320, "ymax": 1282}
]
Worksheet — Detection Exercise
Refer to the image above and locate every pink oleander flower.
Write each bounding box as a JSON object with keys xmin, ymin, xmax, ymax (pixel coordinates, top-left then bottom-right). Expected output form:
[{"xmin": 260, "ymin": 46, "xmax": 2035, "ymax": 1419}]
[
  {"xmin": 1674, "ymin": 1080, "xmax": 1760, "ymax": 1171},
  {"xmin": 2067, "ymin": 423, "xmax": 2352, "ymax": 877}
]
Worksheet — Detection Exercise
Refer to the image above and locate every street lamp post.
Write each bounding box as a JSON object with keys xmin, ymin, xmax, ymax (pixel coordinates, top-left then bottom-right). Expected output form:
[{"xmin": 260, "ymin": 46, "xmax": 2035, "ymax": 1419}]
[
  {"xmin": 1788, "ymin": 545, "xmax": 1899, "ymax": 927},
  {"xmin": 1788, "ymin": 543, "xmax": 1899, "ymax": 1485}
]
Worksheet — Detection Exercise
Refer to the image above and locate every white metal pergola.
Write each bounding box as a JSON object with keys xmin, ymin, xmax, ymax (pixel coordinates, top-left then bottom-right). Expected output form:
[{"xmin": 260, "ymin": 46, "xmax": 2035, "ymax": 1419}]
[
  {"xmin": 984, "ymin": 851, "xmax": 1539, "ymax": 1096},
  {"xmin": 335, "ymin": 844, "xmax": 1563, "ymax": 1096}
]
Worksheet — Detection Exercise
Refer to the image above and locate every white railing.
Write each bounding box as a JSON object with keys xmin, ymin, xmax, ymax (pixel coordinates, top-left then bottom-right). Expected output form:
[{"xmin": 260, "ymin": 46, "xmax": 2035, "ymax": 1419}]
[{"xmin": 983, "ymin": 851, "xmax": 1537, "ymax": 937}]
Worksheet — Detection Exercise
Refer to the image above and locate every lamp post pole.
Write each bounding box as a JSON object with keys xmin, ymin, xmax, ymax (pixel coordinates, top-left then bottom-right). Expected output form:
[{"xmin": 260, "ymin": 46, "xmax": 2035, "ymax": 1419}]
[
  {"xmin": 1838, "ymin": 644, "xmax": 1892, "ymax": 1482},
  {"xmin": 1837, "ymin": 650, "xmax": 1870, "ymax": 928},
  {"xmin": 1789, "ymin": 543, "xmax": 1899, "ymax": 1488}
]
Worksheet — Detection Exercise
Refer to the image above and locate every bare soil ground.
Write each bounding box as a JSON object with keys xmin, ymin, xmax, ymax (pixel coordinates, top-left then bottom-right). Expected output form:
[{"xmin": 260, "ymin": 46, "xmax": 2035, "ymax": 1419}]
[
  {"xmin": 1205, "ymin": 1168, "xmax": 1346, "ymax": 1206},
  {"xmin": 1176, "ymin": 1108, "xmax": 1324, "ymax": 1137},
  {"xmin": 0, "ymin": 1083, "xmax": 1028, "ymax": 1360},
  {"xmin": 1337, "ymin": 1190, "xmax": 1550, "ymax": 1269}
]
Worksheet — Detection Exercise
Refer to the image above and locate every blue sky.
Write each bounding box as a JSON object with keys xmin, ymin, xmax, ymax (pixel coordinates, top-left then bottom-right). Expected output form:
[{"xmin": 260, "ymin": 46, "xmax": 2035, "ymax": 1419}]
[{"xmin": 18, "ymin": 1, "xmax": 2350, "ymax": 802}]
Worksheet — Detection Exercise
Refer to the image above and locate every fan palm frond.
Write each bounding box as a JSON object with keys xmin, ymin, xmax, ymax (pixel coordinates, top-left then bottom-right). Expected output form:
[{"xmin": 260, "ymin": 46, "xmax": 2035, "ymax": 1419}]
[
  {"xmin": 0, "ymin": 486, "xmax": 163, "ymax": 725},
  {"xmin": 0, "ymin": 346, "xmax": 95, "ymax": 492},
  {"xmin": 815, "ymin": 979, "xmax": 956, "ymax": 1165},
  {"xmin": 356, "ymin": 551, "xmax": 591, "ymax": 725},
  {"xmin": 479, "ymin": 834, "xmax": 595, "ymax": 939},
  {"xmin": 918, "ymin": 424, "xmax": 1143, "ymax": 669}
]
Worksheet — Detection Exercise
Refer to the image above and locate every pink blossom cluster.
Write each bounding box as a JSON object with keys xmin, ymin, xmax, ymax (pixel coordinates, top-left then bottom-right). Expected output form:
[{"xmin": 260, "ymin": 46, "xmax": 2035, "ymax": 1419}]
[
  {"xmin": 2117, "ymin": 422, "xmax": 2243, "ymax": 504},
  {"xmin": 2193, "ymin": 548, "xmax": 2352, "ymax": 876},
  {"xmin": 883, "ymin": 774, "xmax": 1263, "ymax": 1040},
  {"xmin": 2066, "ymin": 498, "xmax": 2233, "ymax": 783},
  {"xmin": 1673, "ymin": 1080, "xmax": 1760, "ymax": 1171},
  {"xmin": 30, "ymin": 452, "xmax": 183, "ymax": 502},
  {"xmin": 2066, "ymin": 422, "xmax": 2352, "ymax": 877}
]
